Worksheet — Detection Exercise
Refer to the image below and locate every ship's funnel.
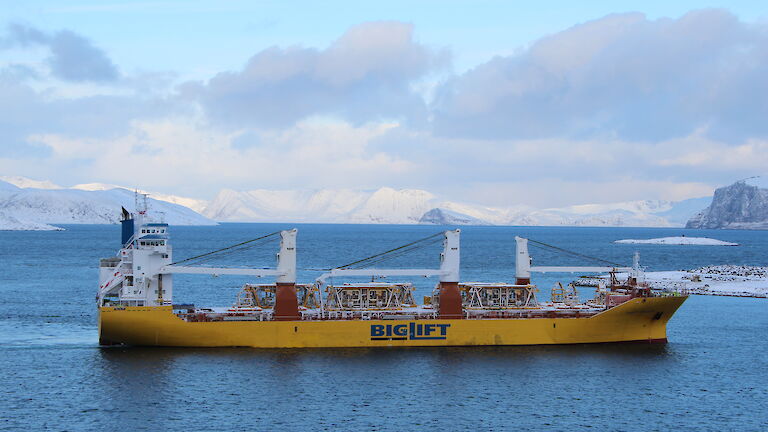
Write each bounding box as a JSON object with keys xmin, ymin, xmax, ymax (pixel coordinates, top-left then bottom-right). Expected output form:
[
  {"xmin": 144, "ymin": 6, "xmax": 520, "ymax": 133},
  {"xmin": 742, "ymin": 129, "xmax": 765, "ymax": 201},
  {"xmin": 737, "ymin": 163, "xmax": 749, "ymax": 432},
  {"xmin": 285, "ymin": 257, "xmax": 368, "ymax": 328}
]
[{"xmin": 120, "ymin": 207, "xmax": 134, "ymax": 247}]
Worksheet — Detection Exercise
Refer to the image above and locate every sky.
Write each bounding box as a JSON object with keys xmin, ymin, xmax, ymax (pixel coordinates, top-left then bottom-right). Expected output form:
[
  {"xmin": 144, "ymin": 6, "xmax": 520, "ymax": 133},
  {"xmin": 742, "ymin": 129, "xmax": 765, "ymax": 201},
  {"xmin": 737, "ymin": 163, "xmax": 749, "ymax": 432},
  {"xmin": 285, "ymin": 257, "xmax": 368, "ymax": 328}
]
[{"xmin": 1, "ymin": 0, "xmax": 767, "ymax": 207}]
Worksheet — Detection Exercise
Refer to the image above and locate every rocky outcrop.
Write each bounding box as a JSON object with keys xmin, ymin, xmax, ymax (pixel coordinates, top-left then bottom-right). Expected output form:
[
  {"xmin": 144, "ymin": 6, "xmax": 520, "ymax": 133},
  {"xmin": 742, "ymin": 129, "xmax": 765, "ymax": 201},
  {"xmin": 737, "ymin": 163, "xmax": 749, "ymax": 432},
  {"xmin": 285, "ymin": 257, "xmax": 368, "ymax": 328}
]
[
  {"xmin": 686, "ymin": 181, "xmax": 768, "ymax": 229},
  {"xmin": 419, "ymin": 208, "xmax": 488, "ymax": 225}
]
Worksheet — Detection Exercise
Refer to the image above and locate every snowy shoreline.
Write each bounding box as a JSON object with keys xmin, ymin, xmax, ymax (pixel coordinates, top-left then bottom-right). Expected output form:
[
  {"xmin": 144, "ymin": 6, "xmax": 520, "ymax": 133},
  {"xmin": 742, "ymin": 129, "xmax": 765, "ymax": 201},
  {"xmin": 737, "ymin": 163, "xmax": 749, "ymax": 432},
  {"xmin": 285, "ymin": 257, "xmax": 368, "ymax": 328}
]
[
  {"xmin": 606, "ymin": 265, "xmax": 768, "ymax": 298},
  {"xmin": 0, "ymin": 212, "xmax": 64, "ymax": 231},
  {"xmin": 614, "ymin": 236, "xmax": 738, "ymax": 246}
]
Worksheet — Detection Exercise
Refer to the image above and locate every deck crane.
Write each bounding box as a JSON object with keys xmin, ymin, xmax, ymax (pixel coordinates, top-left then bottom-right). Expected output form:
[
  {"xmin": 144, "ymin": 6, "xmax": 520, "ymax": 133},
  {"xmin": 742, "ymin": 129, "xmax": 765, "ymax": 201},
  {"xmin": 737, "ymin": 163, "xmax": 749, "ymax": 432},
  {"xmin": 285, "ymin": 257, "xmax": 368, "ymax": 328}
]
[{"xmin": 315, "ymin": 230, "xmax": 463, "ymax": 319}]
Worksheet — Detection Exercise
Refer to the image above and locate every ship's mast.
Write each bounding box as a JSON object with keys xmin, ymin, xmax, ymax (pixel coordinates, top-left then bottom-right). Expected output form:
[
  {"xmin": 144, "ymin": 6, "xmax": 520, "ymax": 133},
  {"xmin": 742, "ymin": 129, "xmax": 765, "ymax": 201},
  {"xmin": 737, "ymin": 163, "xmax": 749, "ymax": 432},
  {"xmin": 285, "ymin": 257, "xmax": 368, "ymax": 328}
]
[
  {"xmin": 274, "ymin": 229, "xmax": 299, "ymax": 320},
  {"xmin": 515, "ymin": 236, "xmax": 531, "ymax": 284},
  {"xmin": 437, "ymin": 229, "xmax": 462, "ymax": 319}
]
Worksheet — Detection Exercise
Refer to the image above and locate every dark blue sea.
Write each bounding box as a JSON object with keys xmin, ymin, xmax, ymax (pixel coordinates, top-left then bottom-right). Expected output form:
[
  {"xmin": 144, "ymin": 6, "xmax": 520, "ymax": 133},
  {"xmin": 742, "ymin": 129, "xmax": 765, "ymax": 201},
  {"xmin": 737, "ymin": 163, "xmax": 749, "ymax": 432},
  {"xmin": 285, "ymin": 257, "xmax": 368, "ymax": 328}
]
[{"xmin": 1, "ymin": 224, "xmax": 766, "ymax": 431}]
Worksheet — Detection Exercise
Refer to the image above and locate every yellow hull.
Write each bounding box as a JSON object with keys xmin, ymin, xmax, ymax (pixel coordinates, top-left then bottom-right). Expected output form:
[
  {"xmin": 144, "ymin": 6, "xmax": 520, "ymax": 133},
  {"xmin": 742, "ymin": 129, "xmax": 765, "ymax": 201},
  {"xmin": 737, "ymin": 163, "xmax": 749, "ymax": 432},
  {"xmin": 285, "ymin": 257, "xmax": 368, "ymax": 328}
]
[{"xmin": 99, "ymin": 296, "xmax": 686, "ymax": 348}]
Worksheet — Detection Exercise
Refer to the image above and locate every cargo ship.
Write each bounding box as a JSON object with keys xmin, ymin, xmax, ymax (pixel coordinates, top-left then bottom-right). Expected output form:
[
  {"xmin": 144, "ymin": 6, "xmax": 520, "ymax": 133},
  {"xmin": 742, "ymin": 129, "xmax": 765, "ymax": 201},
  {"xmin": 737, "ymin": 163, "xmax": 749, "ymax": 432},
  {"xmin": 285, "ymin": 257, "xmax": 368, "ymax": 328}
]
[{"xmin": 97, "ymin": 203, "xmax": 687, "ymax": 348}]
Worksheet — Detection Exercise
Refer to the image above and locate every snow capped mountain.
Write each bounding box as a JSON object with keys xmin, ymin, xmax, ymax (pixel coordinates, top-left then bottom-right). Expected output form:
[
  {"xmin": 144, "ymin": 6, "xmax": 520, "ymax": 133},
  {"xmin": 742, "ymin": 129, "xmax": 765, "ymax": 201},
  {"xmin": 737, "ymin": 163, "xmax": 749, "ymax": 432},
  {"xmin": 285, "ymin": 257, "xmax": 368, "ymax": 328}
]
[
  {"xmin": 434, "ymin": 201, "xmax": 525, "ymax": 225},
  {"xmin": 548, "ymin": 200, "xmax": 673, "ymax": 215},
  {"xmin": 306, "ymin": 189, "xmax": 370, "ymax": 218},
  {"xmin": 510, "ymin": 209, "xmax": 670, "ymax": 227},
  {"xmin": 348, "ymin": 188, "xmax": 435, "ymax": 224},
  {"xmin": 1, "ymin": 175, "xmax": 714, "ymax": 229},
  {"xmin": 743, "ymin": 175, "xmax": 768, "ymax": 189},
  {"xmin": 203, "ymin": 186, "xmax": 711, "ymax": 227},
  {"xmin": 70, "ymin": 182, "xmax": 124, "ymax": 191},
  {"xmin": 0, "ymin": 180, "xmax": 21, "ymax": 192},
  {"xmin": 203, "ymin": 188, "xmax": 369, "ymax": 222},
  {"xmin": 202, "ymin": 187, "xmax": 433, "ymax": 223},
  {"xmin": 655, "ymin": 197, "xmax": 713, "ymax": 226},
  {"xmin": 501, "ymin": 198, "xmax": 715, "ymax": 227},
  {"xmin": 0, "ymin": 179, "xmax": 215, "ymax": 228},
  {"xmin": 71, "ymin": 183, "xmax": 208, "ymax": 213},
  {"xmin": 0, "ymin": 176, "xmax": 62, "ymax": 190},
  {"xmin": 0, "ymin": 209, "xmax": 64, "ymax": 231}
]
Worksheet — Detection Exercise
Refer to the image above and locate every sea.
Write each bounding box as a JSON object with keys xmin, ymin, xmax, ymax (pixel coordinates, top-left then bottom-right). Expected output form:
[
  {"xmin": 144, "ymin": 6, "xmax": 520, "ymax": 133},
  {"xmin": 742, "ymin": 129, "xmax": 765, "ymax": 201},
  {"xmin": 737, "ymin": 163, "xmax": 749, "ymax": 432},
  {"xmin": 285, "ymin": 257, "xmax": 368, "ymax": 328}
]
[{"xmin": 1, "ymin": 224, "xmax": 766, "ymax": 431}]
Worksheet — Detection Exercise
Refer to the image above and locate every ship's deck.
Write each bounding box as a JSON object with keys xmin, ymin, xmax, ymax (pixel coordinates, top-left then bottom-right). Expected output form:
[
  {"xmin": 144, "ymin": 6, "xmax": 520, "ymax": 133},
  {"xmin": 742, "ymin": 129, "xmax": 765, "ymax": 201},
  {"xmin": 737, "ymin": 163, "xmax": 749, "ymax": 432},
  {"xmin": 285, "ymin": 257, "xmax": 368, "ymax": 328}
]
[{"xmin": 175, "ymin": 302, "xmax": 612, "ymax": 322}]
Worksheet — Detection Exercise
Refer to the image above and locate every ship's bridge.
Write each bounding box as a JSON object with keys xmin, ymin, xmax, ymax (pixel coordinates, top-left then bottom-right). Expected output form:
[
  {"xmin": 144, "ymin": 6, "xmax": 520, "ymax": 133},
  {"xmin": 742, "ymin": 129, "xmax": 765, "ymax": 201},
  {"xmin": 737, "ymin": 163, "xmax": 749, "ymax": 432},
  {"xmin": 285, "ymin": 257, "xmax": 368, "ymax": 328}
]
[
  {"xmin": 136, "ymin": 223, "xmax": 169, "ymax": 247},
  {"xmin": 138, "ymin": 223, "xmax": 168, "ymax": 235},
  {"xmin": 137, "ymin": 234, "xmax": 168, "ymax": 248}
]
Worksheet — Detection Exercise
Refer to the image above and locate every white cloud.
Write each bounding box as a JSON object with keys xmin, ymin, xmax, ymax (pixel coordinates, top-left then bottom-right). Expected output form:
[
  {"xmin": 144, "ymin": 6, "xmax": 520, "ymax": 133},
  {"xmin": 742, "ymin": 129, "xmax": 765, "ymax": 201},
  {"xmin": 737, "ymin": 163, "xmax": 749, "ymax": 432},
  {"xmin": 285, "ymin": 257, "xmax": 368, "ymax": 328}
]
[
  {"xmin": 25, "ymin": 118, "xmax": 414, "ymax": 197},
  {"xmin": 657, "ymin": 138, "xmax": 768, "ymax": 171},
  {"xmin": 182, "ymin": 21, "xmax": 448, "ymax": 129}
]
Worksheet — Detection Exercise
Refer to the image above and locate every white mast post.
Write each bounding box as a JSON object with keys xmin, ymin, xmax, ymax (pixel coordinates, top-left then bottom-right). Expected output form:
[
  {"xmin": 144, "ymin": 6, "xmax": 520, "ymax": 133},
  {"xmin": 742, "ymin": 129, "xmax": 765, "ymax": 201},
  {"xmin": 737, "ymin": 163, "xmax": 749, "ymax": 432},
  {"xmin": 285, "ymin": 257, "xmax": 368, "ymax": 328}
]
[
  {"xmin": 438, "ymin": 229, "xmax": 462, "ymax": 319},
  {"xmin": 439, "ymin": 229, "xmax": 460, "ymax": 283},
  {"xmin": 515, "ymin": 236, "xmax": 531, "ymax": 285},
  {"xmin": 274, "ymin": 228, "xmax": 299, "ymax": 320},
  {"xmin": 277, "ymin": 229, "xmax": 297, "ymax": 284}
]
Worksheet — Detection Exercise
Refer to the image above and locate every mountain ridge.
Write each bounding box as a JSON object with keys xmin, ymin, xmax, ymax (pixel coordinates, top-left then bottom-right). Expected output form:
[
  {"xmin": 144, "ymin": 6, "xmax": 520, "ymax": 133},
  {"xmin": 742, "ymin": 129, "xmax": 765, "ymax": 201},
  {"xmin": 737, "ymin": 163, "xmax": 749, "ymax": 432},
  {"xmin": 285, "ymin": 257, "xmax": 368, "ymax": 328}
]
[
  {"xmin": 0, "ymin": 179, "xmax": 216, "ymax": 229},
  {"xmin": 202, "ymin": 186, "xmax": 711, "ymax": 227},
  {"xmin": 1, "ymin": 175, "xmax": 715, "ymax": 230}
]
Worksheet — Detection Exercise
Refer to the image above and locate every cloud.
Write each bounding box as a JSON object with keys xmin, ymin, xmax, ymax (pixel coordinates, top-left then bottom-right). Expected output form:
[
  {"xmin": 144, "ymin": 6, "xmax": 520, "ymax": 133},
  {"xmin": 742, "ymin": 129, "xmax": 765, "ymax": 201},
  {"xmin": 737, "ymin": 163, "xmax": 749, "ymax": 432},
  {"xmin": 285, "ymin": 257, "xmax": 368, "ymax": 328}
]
[
  {"xmin": 432, "ymin": 9, "xmax": 768, "ymax": 142},
  {"xmin": 1, "ymin": 15, "xmax": 762, "ymax": 207},
  {"xmin": 0, "ymin": 75, "xmax": 181, "ymax": 158},
  {"xmin": 656, "ymin": 135, "xmax": 768, "ymax": 172},
  {"xmin": 1, "ymin": 23, "xmax": 119, "ymax": 82},
  {"xmin": 183, "ymin": 21, "xmax": 448, "ymax": 129},
  {"xmin": 21, "ymin": 118, "xmax": 414, "ymax": 197},
  {"xmin": 46, "ymin": 30, "xmax": 119, "ymax": 81},
  {"xmin": 365, "ymin": 122, "xmax": 748, "ymax": 206}
]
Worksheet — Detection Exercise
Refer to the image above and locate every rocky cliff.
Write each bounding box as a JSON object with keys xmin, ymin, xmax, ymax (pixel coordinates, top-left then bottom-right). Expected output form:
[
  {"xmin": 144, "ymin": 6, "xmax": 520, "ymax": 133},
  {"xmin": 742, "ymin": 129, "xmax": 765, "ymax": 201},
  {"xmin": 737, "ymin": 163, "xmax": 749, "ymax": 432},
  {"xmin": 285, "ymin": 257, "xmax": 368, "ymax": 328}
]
[{"xmin": 686, "ymin": 181, "xmax": 768, "ymax": 229}]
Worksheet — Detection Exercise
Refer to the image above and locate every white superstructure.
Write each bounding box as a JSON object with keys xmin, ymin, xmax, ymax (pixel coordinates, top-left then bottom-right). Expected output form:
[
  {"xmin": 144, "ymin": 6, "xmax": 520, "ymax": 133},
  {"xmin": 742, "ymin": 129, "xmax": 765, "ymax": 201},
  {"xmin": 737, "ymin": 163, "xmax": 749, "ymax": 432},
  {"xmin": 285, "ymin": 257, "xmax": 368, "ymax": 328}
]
[
  {"xmin": 97, "ymin": 200, "xmax": 297, "ymax": 307},
  {"xmin": 98, "ymin": 203, "xmax": 174, "ymax": 306}
]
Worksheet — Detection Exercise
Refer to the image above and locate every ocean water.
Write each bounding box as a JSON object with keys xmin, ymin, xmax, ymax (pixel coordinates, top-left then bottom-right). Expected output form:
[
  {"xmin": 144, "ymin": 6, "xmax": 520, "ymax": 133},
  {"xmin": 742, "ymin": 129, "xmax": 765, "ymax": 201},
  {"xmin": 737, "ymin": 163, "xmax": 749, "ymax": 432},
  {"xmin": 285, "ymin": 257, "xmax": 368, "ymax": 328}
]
[{"xmin": 0, "ymin": 224, "xmax": 766, "ymax": 431}]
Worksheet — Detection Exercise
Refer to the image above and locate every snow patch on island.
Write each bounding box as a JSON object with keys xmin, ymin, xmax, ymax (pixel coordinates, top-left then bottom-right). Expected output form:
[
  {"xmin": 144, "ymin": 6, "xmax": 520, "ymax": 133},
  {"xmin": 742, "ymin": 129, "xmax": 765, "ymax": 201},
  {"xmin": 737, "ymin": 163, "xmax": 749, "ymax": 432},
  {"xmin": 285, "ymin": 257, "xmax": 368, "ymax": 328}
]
[{"xmin": 614, "ymin": 236, "xmax": 738, "ymax": 246}]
